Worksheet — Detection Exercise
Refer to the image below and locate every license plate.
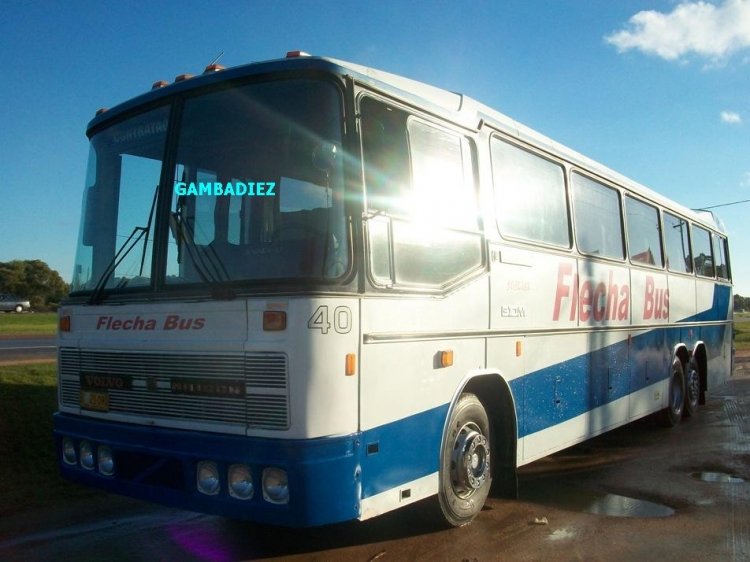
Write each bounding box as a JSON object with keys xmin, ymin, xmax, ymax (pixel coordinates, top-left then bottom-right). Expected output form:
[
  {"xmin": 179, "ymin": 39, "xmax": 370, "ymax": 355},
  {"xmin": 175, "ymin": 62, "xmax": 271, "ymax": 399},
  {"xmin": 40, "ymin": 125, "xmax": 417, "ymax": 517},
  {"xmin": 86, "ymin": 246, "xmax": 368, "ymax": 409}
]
[{"xmin": 80, "ymin": 390, "xmax": 109, "ymax": 412}]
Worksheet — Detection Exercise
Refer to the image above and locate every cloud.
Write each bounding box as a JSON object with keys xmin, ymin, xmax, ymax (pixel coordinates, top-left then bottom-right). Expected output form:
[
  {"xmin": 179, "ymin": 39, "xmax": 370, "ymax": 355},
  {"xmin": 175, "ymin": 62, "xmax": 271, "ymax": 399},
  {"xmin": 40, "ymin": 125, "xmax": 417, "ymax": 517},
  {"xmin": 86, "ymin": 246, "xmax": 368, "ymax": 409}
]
[
  {"xmin": 742, "ymin": 172, "xmax": 750, "ymax": 188},
  {"xmin": 605, "ymin": 0, "xmax": 750, "ymax": 63},
  {"xmin": 721, "ymin": 111, "xmax": 743, "ymax": 124}
]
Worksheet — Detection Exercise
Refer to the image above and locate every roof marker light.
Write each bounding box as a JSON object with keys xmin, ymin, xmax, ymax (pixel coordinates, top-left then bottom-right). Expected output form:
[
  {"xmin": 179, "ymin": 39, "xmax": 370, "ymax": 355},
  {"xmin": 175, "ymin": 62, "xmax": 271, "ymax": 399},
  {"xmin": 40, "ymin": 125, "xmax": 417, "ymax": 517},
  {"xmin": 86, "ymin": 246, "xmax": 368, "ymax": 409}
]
[
  {"xmin": 174, "ymin": 73, "xmax": 194, "ymax": 82},
  {"xmin": 203, "ymin": 63, "xmax": 226, "ymax": 74},
  {"xmin": 286, "ymin": 50, "xmax": 311, "ymax": 58},
  {"xmin": 151, "ymin": 80, "xmax": 169, "ymax": 90},
  {"xmin": 95, "ymin": 108, "xmax": 108, "ymax": 116}
]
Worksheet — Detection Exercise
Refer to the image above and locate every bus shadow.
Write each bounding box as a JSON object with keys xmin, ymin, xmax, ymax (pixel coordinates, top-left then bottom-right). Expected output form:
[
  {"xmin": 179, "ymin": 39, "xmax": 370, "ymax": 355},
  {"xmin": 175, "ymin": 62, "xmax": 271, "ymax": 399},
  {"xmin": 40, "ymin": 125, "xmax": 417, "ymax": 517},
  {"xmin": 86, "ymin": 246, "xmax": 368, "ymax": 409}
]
[{"xmin": 212, "ymin": 499, "xmax": 450, "ymax": 559}]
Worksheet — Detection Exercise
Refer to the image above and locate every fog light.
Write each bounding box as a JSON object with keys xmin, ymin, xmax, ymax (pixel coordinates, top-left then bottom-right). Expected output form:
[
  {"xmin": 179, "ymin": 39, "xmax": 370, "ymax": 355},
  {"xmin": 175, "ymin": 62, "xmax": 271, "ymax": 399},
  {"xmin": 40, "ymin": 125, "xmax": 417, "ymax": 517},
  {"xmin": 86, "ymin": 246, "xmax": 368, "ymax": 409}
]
[
  {"xmin": 262, "ymin": 467, "xmax": 289, "ymax": 504},
  {"xmin": 197, "ymin": 461, "xmax": 220, "ymax": 495},
  {"xmin": 62, "ymin": 437, "xmax": 77, "ymax": 465},
  {"xmin": 228, "ymin": 464, "xmax": 253, "ymax": 500},
  {"xmin": 97, "ymin": 445, "xmax": 114, "ymax": 476},
  {"xmin": 80, "ymin": 441, "xmax": 95, "ymax": 470}
]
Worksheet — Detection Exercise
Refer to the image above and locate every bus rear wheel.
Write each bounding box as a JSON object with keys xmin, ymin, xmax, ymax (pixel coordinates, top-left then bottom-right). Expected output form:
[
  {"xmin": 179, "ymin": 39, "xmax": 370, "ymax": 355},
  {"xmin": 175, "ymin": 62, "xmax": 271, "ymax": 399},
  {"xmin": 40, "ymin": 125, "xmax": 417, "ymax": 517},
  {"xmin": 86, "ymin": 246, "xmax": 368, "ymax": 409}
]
[
  {"xmin": 661, "ymin": 361, "xmax": 685, "ymax": 427},
  {"xmin": 437, "ymin": 393, "xmax": 492, "ymax": 527},
  {"xmin": 684, "ymin": 357, "xmax": 700, "ymax": 417}
]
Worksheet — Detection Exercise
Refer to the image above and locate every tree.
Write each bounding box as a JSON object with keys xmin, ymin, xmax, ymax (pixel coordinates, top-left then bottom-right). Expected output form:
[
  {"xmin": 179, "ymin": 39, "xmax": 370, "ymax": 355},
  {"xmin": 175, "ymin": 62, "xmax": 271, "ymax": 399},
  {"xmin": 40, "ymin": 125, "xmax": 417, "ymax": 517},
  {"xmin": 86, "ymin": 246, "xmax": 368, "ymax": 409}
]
[
  {"xmin": 735, "ymin": 294, "xmax": 750, "ymax": 313},
  {"xmin": 0, "ymin": 260, "xmax": 69, "ymax": 311}
]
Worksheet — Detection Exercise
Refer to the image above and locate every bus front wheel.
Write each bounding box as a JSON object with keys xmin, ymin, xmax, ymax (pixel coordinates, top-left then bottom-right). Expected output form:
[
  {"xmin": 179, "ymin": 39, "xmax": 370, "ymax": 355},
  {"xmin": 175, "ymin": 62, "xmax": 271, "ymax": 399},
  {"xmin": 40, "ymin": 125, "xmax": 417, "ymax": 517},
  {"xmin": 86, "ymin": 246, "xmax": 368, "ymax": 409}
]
[{"xmin": 437, "ymin": 393, "xmax": 492, "ymax": 526}]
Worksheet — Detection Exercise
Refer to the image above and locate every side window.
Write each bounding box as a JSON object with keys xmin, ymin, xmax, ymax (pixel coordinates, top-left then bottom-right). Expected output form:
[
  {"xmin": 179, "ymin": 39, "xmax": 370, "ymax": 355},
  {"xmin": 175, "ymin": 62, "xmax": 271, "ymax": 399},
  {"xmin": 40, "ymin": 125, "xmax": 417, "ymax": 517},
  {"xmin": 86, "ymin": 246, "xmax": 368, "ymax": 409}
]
[
  {"xmin": 407, "ymin": 119, "xmax": 477, "ymax": 230},
  {"xmin": 625, "ymin": 196, "xmax": 663, "ymax": 267},
  {"xmin": 361, "ymin": 97, "xmax": 482, "ymax": 288},
  {"xmin": 691, "ymin": 225, "xmax": 714, "ymax": 278},
  {"xmin": 713, "ymin": 234, "xmax": 730, "ymax": 280},
  {"xmin": 571, "ymin": 173, "xmax": 624, "ymax": 259},
  {"xmin": 663, "ymin": 212, "xmax": 692, "ymax": 274},
  {"xmin": 490, "ymin": 137, "xmax": 570, "ymax": 247}
]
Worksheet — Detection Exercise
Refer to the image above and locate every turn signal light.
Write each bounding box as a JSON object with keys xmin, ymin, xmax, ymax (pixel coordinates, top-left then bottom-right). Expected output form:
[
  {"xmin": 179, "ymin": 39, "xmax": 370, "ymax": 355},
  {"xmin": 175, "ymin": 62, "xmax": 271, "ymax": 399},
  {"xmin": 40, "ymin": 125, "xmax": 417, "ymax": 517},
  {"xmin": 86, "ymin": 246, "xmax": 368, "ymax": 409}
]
[
  {"xmin": 263, "ymin": 311, "xmax": 286, "ymax": 331},
  {"xmin": 440, "ymin": 350, "xmax": 454, "ymax": 368},
  {"xmin": 345, "ymin": 353, "xmax": 356, "ymax": 376},
  {"xmin": 59, "ymin": 315, "xmax": 71, "ymax": 332}
]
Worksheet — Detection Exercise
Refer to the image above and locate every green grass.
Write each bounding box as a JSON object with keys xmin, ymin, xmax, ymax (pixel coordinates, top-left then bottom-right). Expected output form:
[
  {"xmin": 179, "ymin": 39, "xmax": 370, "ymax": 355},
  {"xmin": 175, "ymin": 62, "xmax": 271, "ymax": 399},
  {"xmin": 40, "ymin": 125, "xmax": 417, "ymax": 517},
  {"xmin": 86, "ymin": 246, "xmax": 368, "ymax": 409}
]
[
  {"xmin": 0, "ymin": 312, "xmax": 57, "ymax": 336},
  {"xmin": 734, "ymin": 314, "xmax": 750, "ymax": 352},
  {"xmin": 0, "ymin": 364, "xmax": 101, "ymax": 516}
]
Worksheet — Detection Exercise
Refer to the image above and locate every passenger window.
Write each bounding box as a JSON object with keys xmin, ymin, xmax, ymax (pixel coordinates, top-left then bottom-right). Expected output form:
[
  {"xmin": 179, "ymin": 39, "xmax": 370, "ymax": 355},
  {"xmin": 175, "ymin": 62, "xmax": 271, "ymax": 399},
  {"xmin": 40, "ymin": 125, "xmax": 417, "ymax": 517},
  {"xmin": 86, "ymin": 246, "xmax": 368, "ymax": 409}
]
[
  {"xmin": 663, "ymin": 212, "xmax": 692, "ymax": 273},
  {"xmin": 713, "ymin": 234, "xmax": 730, "ymax": 280},
  {"xmin": 691, "ymin": 225, "xmax": 714, "ymax": 277},
  {"xmin": 491, "ymin": 138, "xmax": 569, "ymax": 247},
  {"xmin": 571, "ymin": 173, "xmax": 624, "ymax": 259},
  {"xmin": 625, "ymin": 196, "xmax": 663, "ymax": 267}
]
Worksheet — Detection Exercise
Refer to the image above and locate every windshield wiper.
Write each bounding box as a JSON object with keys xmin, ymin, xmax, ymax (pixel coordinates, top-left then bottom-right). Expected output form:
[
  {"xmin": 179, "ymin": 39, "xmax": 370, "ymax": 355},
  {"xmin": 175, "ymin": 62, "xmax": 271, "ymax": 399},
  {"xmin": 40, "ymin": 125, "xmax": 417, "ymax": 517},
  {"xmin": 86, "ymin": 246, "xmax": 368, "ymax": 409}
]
[
  {"xmin": 88, "ymin": 184, "xmax": 159, "ymax": 305},
  {"xmin": 170, "ymin": 206, "xmax": 235, "ymax": 300},
  {"xmin": 87, "ymin": 225, "xmax": 149, "ymax": 304}
]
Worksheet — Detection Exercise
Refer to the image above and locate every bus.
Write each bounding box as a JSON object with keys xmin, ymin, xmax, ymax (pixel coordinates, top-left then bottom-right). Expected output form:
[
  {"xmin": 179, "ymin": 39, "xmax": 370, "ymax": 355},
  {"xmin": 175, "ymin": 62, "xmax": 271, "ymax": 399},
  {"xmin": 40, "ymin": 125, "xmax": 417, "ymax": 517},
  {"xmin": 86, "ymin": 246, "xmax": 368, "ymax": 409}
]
[{"xmin": 54, "ymin": 52, "xmax": 733, "ymax": 528}]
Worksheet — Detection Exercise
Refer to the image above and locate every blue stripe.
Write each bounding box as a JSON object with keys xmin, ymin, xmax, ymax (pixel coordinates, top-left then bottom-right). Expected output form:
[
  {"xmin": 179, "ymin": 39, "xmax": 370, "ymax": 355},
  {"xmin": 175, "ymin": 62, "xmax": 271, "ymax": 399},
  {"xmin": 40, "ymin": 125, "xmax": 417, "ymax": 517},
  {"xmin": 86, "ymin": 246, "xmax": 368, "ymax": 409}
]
[{"xmin": 360, "ymin": 404, "xmax": 448, "ymax": 498}]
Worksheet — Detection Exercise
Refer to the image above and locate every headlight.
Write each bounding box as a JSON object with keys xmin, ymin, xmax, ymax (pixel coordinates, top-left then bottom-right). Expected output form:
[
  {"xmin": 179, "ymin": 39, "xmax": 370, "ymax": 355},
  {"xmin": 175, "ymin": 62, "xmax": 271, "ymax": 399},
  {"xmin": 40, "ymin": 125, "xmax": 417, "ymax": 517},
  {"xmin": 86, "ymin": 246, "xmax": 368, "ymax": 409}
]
[
  {"xmin": 262, "ymin": 467, "xmax": 289, "ymax": 504},
  {"xmin": 196, "ymin": 461, "xmax": 220, "ymax": 495},
  {"xmin": 62, "ymin": 437, "xmax": 77, "ymax": 465},
  {"xmin": 228, "ymin": 464, "xmax": 253, "ymax": 500},
  {"xmin": 97, "ymin": 445, "xmax": 114, "ymax": 476},
  {"xmin": 80, "ymin": 441, "xmax": 95, "ymax": 470}
]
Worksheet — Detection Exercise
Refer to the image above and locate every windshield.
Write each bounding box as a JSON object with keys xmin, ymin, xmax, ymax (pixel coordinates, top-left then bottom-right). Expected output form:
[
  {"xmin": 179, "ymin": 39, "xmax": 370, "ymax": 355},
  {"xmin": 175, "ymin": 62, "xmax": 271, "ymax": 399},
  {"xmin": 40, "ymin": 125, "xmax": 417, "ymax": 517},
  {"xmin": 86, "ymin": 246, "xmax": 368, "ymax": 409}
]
[{"xmin": 71, "ymin": 78, "xmax": 349, "ymax": 295}]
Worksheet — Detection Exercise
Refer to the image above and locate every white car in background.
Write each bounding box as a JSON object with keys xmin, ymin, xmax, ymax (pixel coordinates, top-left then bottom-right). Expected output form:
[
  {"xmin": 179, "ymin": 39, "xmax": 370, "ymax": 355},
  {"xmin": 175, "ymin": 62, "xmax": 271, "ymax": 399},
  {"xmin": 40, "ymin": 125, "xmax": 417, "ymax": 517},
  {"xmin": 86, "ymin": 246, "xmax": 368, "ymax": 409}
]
[{"xmin": 0, "ymin": 293, "xmax": 31, "ymax": 313}]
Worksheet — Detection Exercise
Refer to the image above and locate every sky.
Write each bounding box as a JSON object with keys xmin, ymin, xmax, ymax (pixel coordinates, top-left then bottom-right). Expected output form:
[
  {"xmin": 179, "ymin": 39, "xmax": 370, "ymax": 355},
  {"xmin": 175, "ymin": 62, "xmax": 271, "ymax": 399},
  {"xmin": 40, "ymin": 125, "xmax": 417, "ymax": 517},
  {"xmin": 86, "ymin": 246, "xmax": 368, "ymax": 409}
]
[{"xmin": 1, "ymin": 0, "xmax": 749, "ymax": 294}]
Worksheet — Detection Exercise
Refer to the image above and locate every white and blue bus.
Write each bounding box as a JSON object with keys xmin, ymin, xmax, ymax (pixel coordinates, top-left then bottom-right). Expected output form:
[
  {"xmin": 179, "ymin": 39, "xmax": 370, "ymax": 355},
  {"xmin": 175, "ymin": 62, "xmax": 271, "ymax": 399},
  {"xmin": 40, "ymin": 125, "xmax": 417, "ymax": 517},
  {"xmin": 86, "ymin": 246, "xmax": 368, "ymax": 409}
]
[{"xmin": 54, "ymin": 52, "xmax": 733, "ymax": 527}]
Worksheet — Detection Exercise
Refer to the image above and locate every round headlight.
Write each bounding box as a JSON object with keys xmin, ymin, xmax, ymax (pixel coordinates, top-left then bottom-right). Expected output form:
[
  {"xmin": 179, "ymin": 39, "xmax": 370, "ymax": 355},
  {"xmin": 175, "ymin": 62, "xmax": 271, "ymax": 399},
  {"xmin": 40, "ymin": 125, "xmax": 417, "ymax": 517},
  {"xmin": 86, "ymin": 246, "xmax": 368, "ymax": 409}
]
[
  {"xmin": 262, "ymin": 467, "xmax": 289, "ymax": 504},
  {"xmin": 80, "ymin": 441, "xmax": 95, "ymax": 470},
  {"xmin": 197, "ymin": 460, "xmax": 220, "ymax": 495},
  {"xmin": 62, "ymin": 437, "xmax": 77, "ymax": 465},
  {"xmin": 97, "ymin": 445, "xmax": 114, "ymax": 476},
  {"xmin": 228, "ymin": 464, "xmax": 253, "ymax": 500}
]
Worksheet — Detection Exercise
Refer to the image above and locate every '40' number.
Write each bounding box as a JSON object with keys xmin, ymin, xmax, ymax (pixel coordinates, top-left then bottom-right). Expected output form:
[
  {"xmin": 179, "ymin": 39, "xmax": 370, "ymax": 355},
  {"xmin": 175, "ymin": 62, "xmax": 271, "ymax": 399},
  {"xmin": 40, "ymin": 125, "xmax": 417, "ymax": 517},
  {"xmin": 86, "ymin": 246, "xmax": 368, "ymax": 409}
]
[{"xmin": 307, "ymin": 306, "xmax": 352, "ymax": 334}]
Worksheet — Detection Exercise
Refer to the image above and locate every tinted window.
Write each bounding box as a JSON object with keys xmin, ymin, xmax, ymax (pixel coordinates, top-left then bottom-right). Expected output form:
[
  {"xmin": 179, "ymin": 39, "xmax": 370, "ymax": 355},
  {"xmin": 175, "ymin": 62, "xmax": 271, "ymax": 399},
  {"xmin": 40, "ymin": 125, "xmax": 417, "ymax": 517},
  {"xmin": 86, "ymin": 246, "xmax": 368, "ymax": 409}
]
[
  {"xmin": 491, "ymin": 138, "xmax": 569, "ymax": 247},
  {"xmin": 692, "ymin": 225, "xmax": 714, "ymax": 277},
  {"xmin": 713, "ymin": 234, "xmax": 730, "ymax": 280},
  {"xmin": 663, "ymin": 212, "xmax": 692, "ymax": 273},
  {"xmin": 572, "ymin": 173, "xmax": 624, "ymax": 259},
  {"xmin": 625, "ymin": 196, "xmax": 663, "ymax": 267}
]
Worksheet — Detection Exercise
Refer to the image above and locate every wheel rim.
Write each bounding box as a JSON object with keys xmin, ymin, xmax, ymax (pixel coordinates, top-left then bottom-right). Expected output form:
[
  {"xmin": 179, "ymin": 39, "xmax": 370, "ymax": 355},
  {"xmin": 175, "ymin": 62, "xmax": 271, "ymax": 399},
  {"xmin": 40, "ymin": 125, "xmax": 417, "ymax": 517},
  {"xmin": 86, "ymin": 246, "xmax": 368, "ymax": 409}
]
[
  {"xmin": 450, "ymin": 421, "xmax": 490, "ymax": 498},
  {"xmin": 671, "ymin": 372, "xmax": 684, "ymax": 414},
  {"xmin": 686, "ymin": 366, "xmax": 699, "ymax": 405}
]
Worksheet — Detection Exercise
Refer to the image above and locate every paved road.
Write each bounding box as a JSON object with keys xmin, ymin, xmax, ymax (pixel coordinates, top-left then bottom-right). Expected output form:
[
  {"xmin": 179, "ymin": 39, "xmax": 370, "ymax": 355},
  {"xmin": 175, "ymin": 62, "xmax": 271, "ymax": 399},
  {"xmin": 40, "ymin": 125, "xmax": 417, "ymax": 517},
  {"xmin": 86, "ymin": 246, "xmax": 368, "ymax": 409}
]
[
  {"xmin": 1, "ymin": 365, "xmax": 749, "ymax": 561},
  {"xmin": 0, "ymin": 335, "xmax": 57, "ymax": 363}
]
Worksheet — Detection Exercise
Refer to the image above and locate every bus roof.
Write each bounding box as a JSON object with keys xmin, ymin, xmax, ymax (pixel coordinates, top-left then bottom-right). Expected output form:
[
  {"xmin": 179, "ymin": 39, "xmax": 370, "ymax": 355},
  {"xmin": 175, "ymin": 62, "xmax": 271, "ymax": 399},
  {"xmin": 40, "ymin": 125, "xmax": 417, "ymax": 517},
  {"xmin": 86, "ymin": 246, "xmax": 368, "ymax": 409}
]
[{"xmin": 88, "ymin": 53, "xmax": 726, "ymax": 235}]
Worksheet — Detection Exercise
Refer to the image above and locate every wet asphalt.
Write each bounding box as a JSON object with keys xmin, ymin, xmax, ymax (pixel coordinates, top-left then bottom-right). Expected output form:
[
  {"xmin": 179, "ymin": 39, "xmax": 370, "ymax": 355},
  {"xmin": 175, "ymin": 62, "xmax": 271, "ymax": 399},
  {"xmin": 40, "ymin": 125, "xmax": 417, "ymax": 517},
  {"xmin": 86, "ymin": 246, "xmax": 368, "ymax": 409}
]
[{"xmin": 1, "ymin": 358, "xmax": 748, "ymax": 561}]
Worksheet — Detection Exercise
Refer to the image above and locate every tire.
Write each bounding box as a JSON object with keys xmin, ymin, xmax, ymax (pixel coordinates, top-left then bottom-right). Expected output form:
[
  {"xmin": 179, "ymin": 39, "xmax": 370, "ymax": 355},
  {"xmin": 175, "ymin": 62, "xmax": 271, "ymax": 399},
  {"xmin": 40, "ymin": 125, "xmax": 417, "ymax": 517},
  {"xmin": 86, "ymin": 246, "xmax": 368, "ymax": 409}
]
[
  {"xmin": 436, "ymin": 393, "xmax": 492, "ymax": 526},
  {"xmin": 661, "ymin": 360, "xmax": 686, "ymax": 427},
  {"xmin": 684, "ymin": 357, "xmax": 700, "ymax": 417},
  {"xmin": 14, "ymin": 305, "xmax": 23, "ymax": 313}
]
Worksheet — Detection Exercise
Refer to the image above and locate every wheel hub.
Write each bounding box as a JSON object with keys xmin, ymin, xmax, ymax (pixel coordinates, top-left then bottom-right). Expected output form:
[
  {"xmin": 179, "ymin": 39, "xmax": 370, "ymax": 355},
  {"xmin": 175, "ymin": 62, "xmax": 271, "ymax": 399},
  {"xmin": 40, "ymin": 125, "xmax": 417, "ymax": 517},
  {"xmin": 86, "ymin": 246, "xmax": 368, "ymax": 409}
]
[{"xmin": 451, "ymin": 423, "xmax": 490, "ymax": 497}]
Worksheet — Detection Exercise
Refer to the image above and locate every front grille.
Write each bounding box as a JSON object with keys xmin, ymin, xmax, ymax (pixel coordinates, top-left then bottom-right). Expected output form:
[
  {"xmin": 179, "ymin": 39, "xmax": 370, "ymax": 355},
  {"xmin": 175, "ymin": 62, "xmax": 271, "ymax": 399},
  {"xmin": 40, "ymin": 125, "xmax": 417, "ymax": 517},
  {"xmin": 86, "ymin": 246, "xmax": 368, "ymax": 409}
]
[{"xmin": 59, "ymin": 348, "xmax": 289, "ymax": 430}]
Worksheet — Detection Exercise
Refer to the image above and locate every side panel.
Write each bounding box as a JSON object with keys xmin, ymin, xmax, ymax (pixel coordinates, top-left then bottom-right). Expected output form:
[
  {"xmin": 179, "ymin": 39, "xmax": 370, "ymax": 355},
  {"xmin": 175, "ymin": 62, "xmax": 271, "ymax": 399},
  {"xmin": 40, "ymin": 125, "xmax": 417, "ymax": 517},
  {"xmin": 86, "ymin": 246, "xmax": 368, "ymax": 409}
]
[{"xmin": 359, "ymin": 276, "xmax": 488, "ymax": 516}]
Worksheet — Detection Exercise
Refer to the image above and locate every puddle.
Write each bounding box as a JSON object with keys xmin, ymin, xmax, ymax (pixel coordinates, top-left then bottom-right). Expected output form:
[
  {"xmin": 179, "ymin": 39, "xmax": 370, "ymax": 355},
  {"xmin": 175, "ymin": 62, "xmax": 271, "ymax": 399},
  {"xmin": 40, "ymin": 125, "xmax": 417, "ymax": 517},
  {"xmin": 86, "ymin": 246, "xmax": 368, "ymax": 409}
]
[
  {"xmin": 521, "ymin": 483, "xmax": 674, "ymax": 518},
  {"xmin": 691, "ymin": 471, "xmax": 745, "ymax": 483}
]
